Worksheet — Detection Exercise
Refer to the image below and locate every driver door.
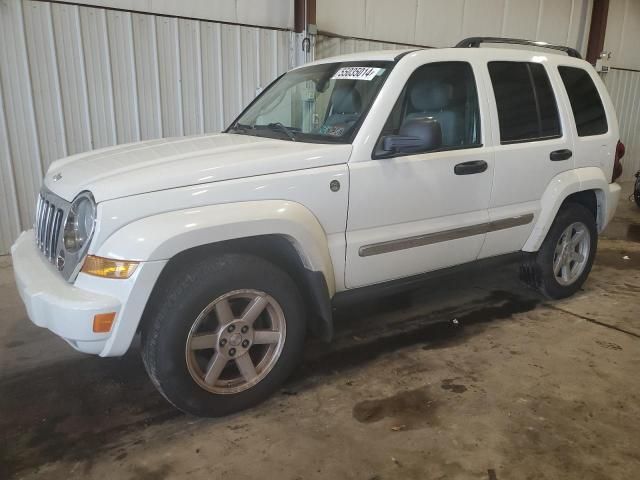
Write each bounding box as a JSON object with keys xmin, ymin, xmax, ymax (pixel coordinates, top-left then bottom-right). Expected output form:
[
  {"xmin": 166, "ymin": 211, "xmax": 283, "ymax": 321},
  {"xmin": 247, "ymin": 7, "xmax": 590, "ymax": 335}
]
[{"xmin": 345, "ymin": 61, "xmax": 494, "ymax": 288}]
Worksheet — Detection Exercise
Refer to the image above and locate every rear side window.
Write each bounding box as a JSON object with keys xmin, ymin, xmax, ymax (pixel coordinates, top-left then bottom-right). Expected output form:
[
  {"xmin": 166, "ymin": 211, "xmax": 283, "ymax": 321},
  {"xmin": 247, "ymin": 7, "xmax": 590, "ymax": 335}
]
[
  {"xmin": 558, "ymin": 66, "xmax": 608, "ymax": 136},
  {"xmin": 488, "ymin": 61, "xmax": 561, "ymax": 144}
]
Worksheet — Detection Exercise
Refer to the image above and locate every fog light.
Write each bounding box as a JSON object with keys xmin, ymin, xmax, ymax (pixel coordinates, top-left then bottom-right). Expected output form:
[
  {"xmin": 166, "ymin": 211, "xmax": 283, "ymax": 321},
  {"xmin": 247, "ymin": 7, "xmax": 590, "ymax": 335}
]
[
  {"xmin": 81, "ymin": 255, "xmax": 139, "ymax": 279},
  {"xmin": 93, "ymin": 312, "xmax": 116, "ymax": 333}
]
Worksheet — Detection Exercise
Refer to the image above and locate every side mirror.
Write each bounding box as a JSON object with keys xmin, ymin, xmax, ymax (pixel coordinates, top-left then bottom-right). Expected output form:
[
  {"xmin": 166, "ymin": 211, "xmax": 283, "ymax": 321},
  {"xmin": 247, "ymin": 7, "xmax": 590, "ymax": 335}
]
[
  {"xmin": 383, "ymin": 135, "xmax": 429, "ymax": 152},
  {"xmin": 382, "ymin": 118, "xmax": 442, "ymax": 155}
]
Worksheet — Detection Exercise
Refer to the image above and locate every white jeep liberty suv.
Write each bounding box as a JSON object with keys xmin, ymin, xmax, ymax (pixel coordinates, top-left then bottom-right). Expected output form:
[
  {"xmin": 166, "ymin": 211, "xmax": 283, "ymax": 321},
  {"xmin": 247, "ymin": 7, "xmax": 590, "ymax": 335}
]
[{"xmin": 12, "ymin": 37, "xmax": 624, "ymax": 416}]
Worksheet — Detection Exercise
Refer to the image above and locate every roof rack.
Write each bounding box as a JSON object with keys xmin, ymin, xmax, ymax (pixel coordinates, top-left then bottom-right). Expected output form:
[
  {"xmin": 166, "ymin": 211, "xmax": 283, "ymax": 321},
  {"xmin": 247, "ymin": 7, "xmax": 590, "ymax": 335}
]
[{"xmin": 455, "ymin": 37, "xmax": 582, "ymax": 59}]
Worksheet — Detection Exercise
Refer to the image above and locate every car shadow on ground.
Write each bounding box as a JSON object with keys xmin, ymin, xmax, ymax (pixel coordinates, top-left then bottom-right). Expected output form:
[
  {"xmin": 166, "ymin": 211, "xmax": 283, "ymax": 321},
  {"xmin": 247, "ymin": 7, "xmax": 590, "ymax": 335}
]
[{"xmin": 0, "ymin": 262, "xmax": 543, "ymax": 478}]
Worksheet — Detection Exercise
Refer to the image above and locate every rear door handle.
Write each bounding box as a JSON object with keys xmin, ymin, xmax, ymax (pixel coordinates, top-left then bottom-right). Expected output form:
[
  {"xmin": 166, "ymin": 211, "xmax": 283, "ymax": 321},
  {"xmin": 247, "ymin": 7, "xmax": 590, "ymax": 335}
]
[
  {"xmin": 550, "ymin": 149, "xmax": 572, "ymax": 161},
  {"xmin": 454, "ymin": 160, "xmax": 488, "ymax": 175}
]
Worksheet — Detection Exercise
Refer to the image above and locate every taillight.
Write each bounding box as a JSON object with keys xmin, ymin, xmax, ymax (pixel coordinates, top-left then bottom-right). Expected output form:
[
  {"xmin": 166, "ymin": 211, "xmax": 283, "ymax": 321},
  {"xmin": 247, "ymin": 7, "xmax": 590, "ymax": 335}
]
[{"xmin": 612, "ymin": 140, "xmax": 625, "ymax": 182}]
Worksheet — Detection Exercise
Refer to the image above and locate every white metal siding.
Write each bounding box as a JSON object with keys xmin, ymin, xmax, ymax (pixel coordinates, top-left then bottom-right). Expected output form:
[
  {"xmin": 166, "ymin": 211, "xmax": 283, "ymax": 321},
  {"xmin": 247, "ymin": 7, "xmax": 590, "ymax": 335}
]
[
  {"xmin": 316, "ymin": 35, "xmax": 413, "ymax": 60},
  {"xmin": 0, "ymin": 0, "xmax": 42, "ymax": 246},
  {"xmin": 604, "ymin": 69, "xmax": 640, "ymax": 180},
  {"xmin": 0, "ymin": 0, "xmax": 294, "ymax": 254},
  {"xmin": 317, "ymin": 0, "xmax": 593, "ymax": 54},
  {"xmin": 602, "ymin": 0, "xmax": 640, "ymax": 181},
  {"xmin": 604, "ymin": 0, "xmax": 640, "ymax": 71},
  {"xmin": 55, "ymin": 0, "xmax": 295, "ymax": 30}
]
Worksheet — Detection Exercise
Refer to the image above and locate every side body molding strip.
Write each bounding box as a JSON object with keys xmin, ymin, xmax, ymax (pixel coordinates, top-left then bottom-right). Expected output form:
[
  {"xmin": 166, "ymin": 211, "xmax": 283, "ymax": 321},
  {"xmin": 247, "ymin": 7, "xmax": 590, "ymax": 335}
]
[{"xmin": 358, "ymin": 214, "xmax": 535, "ymax": 257}]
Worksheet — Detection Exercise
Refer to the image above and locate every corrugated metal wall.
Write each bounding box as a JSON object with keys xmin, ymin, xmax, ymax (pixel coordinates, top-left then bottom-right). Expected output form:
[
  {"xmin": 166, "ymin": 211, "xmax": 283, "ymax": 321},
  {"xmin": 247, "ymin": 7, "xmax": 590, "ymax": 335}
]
[
  {"xmin": 0, "ymin": 0, "xmax": 294, "ymax": 254},
  {"xmin": 603, "ymin": 0, "xmax": 640, "ymax": 71},
  {"xmin": 55, "ymin": 0, "xmax": 296, "ymax": 30},
  {"xmin": 317, "ymin": 0, "xmax": 593, "ymax": 53},
  {"xmin": 604, "ymin": 69, "xmax": 640, "ymax": 180},
  {"xmin": 316, "ymin": 35, "xmax": 415, "ymax": 60},
  {"xmin": 602, "ymin": 0, "xmax": 640, "ymax": 181}
]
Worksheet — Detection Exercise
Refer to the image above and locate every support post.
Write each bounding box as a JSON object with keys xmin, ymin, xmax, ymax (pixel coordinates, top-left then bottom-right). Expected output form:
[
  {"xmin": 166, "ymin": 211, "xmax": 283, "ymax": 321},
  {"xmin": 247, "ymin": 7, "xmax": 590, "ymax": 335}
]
[{"xmin": 586, "ymin": 0, "xmax": 610, "ymax": 65}]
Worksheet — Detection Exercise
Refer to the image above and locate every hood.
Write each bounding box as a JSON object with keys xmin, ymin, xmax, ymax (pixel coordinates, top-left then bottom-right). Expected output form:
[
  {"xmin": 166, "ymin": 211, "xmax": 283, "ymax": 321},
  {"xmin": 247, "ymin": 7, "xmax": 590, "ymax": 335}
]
[{"xmin": 44, "ymin": 133, "xmax": 352, "ymax": 202}]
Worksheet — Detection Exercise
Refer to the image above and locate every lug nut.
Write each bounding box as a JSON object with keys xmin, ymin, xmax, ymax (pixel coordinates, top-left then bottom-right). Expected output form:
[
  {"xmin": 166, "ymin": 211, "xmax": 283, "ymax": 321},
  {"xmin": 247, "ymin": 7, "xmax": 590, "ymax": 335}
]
[
  {"xmin": 227, "ymin": 325, "xmax": 236, "ymax": 333},
  {"xmin": 241, "ymin": 326, "xmax": 249, "ymax": 334},
  {"xmin": 242, "ymin": 340, "xmax": 250, "ymax": 348},
  {"xmin": 219, "ymin": 338, "xmax": 227, "ymax": 347},
  {"xmin": 229, "ymin": 348, "xmax": 236, "ymax": 356}
]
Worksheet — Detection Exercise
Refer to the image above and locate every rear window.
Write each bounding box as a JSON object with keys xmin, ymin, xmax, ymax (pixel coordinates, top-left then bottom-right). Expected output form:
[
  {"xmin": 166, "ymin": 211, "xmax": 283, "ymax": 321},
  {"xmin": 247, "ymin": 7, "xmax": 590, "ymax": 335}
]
[
  {"xmin": 488, "ymin": 61, "xmax": 561, "ymax": 144},
  {"xmin": 558, "ymin": 66, "xmax": 608, "ymax": 136}
]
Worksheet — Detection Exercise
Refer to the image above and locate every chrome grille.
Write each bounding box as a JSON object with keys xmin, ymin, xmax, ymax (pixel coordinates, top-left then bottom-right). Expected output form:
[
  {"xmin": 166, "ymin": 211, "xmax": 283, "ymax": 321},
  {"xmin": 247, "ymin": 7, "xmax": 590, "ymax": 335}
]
[{"xmin": 34, "ymin": 191, "xmax": 67, "ymax": 264}]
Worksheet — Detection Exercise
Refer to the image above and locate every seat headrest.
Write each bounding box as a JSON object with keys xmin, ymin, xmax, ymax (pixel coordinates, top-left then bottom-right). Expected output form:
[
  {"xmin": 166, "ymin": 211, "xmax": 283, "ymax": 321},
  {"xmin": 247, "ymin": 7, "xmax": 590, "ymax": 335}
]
[
  {"xmin": 409, "ymin": 81, "xmax": 452, "ymax": 112},
  {"xmin": 331, "ymin": 86, "xmax": 362, "ymax": 114}
]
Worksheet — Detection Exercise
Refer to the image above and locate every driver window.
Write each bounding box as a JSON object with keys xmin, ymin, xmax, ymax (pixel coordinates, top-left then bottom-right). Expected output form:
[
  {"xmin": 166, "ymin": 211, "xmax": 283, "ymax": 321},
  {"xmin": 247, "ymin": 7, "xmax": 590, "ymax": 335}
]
[{"xmin": 375, "ymin": 61, "xmax": 481, "ymax": 156}]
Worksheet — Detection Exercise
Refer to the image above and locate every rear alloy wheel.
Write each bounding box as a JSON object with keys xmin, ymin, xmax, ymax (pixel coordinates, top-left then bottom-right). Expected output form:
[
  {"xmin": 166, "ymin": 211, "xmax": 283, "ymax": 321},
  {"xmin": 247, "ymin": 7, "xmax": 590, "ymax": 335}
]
[
  {"xmin": 552, "ymin": 222, "xmax": 591, "ymax": 286},
  {"xmin": 528, "ymin": 203, "xmax": 597, "ymax": 299},
  {"xmin": 141, "ymin": 254, "xmax": 306, "ymax": 417}
]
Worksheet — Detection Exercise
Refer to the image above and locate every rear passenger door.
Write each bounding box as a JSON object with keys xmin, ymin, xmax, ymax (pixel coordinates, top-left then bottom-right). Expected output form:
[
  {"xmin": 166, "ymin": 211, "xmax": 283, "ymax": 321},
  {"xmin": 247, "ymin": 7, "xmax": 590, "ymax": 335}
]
[
  {"xmin": 556, "ymin": 66, "xmax": 611, "ymax": 173},
  {"xmin": 479, "ymin": 60, "xmax": 574, "ymax": 258}
]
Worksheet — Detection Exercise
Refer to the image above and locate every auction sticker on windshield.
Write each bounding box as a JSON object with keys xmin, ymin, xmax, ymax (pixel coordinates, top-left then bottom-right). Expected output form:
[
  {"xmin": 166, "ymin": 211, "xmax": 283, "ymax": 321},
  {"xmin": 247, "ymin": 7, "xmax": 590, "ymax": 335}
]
[{"xmin": 332, "ymin": 67, "xmax": 383, "ymax": 81}]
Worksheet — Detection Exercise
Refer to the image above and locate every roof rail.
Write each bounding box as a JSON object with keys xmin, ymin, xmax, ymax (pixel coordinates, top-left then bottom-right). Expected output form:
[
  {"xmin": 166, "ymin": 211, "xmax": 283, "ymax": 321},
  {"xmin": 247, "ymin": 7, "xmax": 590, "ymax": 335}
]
[{"xmin": 455, "ymin": 37, "xmax": 582, "ymax": 59}]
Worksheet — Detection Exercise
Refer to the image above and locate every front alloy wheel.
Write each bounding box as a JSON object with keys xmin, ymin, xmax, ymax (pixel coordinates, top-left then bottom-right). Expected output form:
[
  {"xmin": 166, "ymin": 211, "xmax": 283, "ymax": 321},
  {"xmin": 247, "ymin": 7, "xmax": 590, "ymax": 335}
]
[
  {"xmin": 186, "ymin": 290, "xmax": 286, "ymax": 394},
  {"xmin": 141, "ymin": 253, "xmax": 306, "ymax": 417}
]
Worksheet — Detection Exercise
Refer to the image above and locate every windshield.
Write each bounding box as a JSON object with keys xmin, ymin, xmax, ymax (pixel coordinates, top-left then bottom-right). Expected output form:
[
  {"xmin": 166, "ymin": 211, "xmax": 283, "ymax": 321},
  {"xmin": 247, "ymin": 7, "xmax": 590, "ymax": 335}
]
[{"xmin": 228, "ymin": 61, "xmax": 393, "ymax": 144}]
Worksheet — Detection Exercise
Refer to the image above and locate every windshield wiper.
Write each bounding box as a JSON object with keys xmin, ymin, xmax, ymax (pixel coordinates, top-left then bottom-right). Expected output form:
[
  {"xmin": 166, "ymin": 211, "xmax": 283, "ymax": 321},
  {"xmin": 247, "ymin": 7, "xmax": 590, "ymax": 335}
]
[
  {"xmin": 264, "ymin": 122, "xmax": 297, "ymax": 142},
  {"xmin": 229, "ymin": 123, "xmax": 254, "ymax": 133},
  {"xmin": 232, "ymin": 122, "xmax": 297, "ymax": 142}
]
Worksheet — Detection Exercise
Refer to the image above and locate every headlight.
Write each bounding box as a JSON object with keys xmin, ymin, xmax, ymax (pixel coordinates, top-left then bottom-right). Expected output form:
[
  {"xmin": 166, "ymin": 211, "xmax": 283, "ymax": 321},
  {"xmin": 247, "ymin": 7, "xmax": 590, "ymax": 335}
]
[{"xmin": 63, "ymin": 192, "xmax": 96, "ymax": 253}]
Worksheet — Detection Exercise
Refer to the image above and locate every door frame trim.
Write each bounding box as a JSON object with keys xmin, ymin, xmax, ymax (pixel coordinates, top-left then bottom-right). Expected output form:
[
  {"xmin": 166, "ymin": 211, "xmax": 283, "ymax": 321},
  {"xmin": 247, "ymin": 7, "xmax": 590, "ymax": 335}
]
[{"xmin": 358, "ymin": 214, "xmax": 534, "ymax": 257}]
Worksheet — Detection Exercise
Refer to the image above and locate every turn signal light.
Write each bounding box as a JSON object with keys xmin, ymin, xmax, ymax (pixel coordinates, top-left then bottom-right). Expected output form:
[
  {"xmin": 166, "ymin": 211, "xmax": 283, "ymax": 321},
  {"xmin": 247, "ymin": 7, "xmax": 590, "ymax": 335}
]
[
  {"xmin": 93, "ymin": 312, "xmax": 116, "ymax": 333},
  {"xmin": 81, "ymin": 255, "xmax": 139, "ymax": 279}
]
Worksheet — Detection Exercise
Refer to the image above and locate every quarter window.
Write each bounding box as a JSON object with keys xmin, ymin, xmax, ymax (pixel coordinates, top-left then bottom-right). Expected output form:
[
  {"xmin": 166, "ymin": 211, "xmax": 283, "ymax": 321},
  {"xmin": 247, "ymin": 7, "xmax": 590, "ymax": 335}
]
[
  {"xmin": 488, "ymin": 61, "xmax": 561, "ymax": 144},
  {"xmin": 558, "ymin": 66, "xmax": 608, "ymax": 136}
]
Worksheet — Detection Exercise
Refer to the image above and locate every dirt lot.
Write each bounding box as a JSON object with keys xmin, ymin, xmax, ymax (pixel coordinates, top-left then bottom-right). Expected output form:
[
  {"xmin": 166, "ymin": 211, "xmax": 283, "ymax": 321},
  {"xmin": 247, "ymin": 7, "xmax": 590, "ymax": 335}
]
[{"xmin": 1, "ymin": 184, "xmax": 639, "ymax": 480}]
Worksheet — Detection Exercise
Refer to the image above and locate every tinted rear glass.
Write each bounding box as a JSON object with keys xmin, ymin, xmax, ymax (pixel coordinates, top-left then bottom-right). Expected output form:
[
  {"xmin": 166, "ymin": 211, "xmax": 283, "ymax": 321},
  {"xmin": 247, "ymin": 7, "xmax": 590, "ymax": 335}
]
[
  {"xmin": 558, "ymin": 66, "xmax": 608, "ymax": 136},
  {"xmin": 488, "ymin": 62, "xmax": 561, "ymax": 144},
  {"xmin": 530, "ymin": 63, "xmax": 562, "ymax": 138}
]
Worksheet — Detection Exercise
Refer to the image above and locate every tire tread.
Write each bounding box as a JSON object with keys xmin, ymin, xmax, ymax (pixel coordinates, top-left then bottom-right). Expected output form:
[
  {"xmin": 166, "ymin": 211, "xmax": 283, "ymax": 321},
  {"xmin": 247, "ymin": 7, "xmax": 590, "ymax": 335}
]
[{"xmin": 140, "ymin": 254, "xmax": 306, "ymax": 416}]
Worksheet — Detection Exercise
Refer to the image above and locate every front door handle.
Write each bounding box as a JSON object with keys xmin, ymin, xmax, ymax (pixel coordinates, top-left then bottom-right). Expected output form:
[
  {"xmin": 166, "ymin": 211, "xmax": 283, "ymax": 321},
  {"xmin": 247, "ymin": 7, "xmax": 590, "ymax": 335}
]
[
  {"xmin": 454, "ymin": 160, "xmax": 488, "ymax": 175},
  {"xmin": 550, "ymin": 149, "xmax": 572, "ymax": 161}
]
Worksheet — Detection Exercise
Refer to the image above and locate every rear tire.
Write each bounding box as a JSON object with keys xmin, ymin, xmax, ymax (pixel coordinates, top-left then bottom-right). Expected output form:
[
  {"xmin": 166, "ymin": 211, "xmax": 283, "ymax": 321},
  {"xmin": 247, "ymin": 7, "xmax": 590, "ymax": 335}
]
[
  {"xmin": 141, "ymin": 253, "xmax": 306, "ymax": 417},
  {"xmin": 524, "ymin": 203, "xmax": 597, "ymax": 299}
]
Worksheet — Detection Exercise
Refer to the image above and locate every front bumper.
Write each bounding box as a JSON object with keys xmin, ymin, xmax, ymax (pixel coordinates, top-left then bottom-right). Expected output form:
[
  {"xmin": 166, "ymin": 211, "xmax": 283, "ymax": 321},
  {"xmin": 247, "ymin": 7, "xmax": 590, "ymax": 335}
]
[
  {"xmin": 11, "ymin": 230, "xmax": 167, "ymax": 356},
  {"xmin": 11, "ymin": 230, "xmax": 119, "ymax": 354}
]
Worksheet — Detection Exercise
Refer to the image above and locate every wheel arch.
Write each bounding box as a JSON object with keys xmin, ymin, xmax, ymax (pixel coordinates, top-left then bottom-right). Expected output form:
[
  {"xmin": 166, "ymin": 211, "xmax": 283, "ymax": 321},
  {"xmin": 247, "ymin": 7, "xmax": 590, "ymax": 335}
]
[
  {"xmin": 95, "ymin": 200, "xmax": 335, "ymax": 286},
  {"xmin": 94, "ymin": 200, "xmax": 337, "ymax": 355},
  {"xmin": 140, "ymin": 235, "xmax": 334, "ymax": 341},
  {"xmin": 559, "ymin": 189, "xmax": 602, "ymax": 227},
  {"xmin": 523, "ymin": 168, "xmax": 609, "ymax": 252}
]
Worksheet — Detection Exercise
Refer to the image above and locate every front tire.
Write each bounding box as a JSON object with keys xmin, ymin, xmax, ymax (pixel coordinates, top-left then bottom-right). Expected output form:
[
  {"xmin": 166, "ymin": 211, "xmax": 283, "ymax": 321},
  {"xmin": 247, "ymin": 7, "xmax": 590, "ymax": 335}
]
[
  {"xmin": 527, "ymin": 203, "xmax": 597, "ymax": 299},
  {"xmin": 141, "ymin": 253, "xmax": 306, "ymax": 417}
]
